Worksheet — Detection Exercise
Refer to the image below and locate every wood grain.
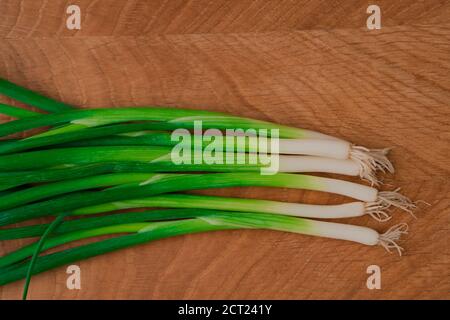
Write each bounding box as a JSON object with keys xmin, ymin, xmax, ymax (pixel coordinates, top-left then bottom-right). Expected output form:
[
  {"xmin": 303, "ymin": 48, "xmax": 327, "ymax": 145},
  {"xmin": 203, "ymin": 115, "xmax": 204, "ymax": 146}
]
[
  {"xmin": 0, "ymin": 0, "xmax": 449, "ymax": 36},
  {"xmin": 0, "ymin": 1, "xmax": 449, "ymax": 299}
]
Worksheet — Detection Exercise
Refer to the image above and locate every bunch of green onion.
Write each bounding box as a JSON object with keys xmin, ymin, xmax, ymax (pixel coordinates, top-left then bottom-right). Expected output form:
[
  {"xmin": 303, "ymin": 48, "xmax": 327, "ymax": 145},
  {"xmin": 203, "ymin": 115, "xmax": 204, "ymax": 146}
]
[{"xmin": 0, "ymin": 78, "xmax": 415, "ymax": 299}]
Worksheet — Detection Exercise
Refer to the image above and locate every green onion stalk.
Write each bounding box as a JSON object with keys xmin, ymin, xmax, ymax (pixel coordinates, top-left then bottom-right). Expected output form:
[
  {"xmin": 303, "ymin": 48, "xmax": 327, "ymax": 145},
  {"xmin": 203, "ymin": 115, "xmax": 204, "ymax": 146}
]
[
  {"xmin": 0, "ymin": 103, "xmax": 42, "ymax": 119},
  {"xmin": 0, "ymin": 78, "xmax": 73, "ymax": 113}
]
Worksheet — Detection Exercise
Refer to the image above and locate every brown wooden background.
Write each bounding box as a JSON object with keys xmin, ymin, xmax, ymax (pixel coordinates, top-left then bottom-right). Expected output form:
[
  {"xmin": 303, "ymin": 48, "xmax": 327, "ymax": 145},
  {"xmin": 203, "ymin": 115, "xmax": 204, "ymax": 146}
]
[{"xmin": 0, "ymin": 0, "xmax": 449, "ymax": 299}]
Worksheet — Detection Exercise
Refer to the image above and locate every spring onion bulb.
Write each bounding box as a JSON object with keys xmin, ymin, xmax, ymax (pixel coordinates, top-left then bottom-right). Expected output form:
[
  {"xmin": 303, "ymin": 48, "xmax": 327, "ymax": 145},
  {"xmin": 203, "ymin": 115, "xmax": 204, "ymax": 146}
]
[
  {"xmin": 198, "ymin": 212, "xmax": 409, "ymax": 254},
  {"xmin": 0, "ymin": 212, "xmax": 409, "ymax": 277},
  {"xmin": 0, "ymin": 172, "xmax": 414, "ymax": 226}
]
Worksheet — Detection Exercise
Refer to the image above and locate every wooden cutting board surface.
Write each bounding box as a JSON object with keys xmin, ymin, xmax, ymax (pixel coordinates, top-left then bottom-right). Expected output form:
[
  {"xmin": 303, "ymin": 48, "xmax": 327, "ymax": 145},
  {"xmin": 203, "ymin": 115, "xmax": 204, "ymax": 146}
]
[{"xmin": 0, "ymin": 0, "xmax": 449, "ymax": 299}]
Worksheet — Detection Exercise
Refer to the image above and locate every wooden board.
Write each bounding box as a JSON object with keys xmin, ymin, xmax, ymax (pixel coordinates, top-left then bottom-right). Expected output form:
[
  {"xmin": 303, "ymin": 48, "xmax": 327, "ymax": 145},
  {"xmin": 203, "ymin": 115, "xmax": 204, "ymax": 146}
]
[{"xmin": 0, "ymin": 0, "xmax": 449, "ymax": 300}]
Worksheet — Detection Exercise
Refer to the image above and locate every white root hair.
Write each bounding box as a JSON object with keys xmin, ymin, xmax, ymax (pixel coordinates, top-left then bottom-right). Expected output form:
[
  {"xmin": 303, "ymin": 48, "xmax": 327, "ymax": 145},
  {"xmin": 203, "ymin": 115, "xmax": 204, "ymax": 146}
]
[
  {"xmin": 378, "ymin": 188, "xmax": 417, "ymax": 216},
  {"xmin": 378, "ymin": 223, "xmax": 409, "ymax": 256},
  {"xmin": 364, "ymin": 202, "xmax": 392, "ymax": 222},
  {"xmin": 365, "ymin": 188, "xmax": 417, "ymax": 221},
  {"xmin": 350, "ymin": 146, "xmax": 394, "ymax": 186}
]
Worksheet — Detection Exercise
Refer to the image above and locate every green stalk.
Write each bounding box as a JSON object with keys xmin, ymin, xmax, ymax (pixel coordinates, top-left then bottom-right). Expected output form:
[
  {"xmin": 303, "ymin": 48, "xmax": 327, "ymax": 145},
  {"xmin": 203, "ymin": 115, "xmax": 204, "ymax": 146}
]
[
  {"xmin": 21, "ymin": 206, "xmax": 208, "ymax": 297},
  {"xmin": 0, "ymin": 103, "xmax": 41, "ymax": 118},
  {"xmin": 22, "ymin": 212, "xmax": 69, "ymax": 299},
  {"xmin": 0, "ymin": 209, "xmax": 214, "ymax": 240},
  {"xmin": 59, "ymin": 132, "xmax": 255, "ymax": 149},
  {"xmin": 0, "ymin": 78, "xmax": 73, "ymax": 112},
  {"xmin": 0, "ymin": 107, "xmax": 315, "ymax": 139},
  {"xmin": 0, "ymin": 222, "xmax": 153, "ymax": 269},
  {"xmin": 0, "ymin": 173, "xmax": 157, "ymax": 211},
  {"xmin": 0, "ymin": 173, "xmax": 321, "ymax": 226},
  {"xmin": 0, "ymin": 218, "xmax": 234, "ymax": 286},
  {"xmin": 0, "ymin": 146, "xmax": 275, "ymax": 172},
  {"xmin": 76, "ymin": 193, "xmax": 300, "ymax": 215},
  {"xmin": 0, "ymin": 184, "xmax": 23, "ymax": 192},
  {"xmin": 0, "ymin": 123, "xmax": 177, "ymax": 155},
  {"xmin": 0, "ymin": 123, "xmax": 276, "ymax": 155},
  {"xmin": 0, "ymin": 163, "xmax": 120, "ymax": 188},
  {"xmin": 0, "ymin": 108, "xmax": 223, "ymax": 137},
  {"xmin": 0, "ymin": 146, "xmax": 169, "ymax": 171},
  {"xmin": 0, "ymin": 161, "xmax": 262, "ymax": 190},
  {"xmin": 58, "ymin": 132, "xmax": 267, "ymax": 154},
  {"xmin": 62, "ymin": 132, "xmax": 176, "ymax": 148}
]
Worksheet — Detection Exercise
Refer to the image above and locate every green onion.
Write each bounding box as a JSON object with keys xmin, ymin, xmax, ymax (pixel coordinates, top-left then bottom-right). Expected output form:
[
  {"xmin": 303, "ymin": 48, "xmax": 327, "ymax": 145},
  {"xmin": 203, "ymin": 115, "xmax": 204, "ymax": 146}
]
[
  {"xmin": 65, "ymin": 132, "xmax": 347, "ymax": 157},
  {"xmin": 76, "ymin": 193, "xmax": 396, "ymax": 222},
  {"xmin": 0, "ymin": 145, "xmax": 377, "ymax": 182},
  {"xmin": 0, "ymin": 212, "xmax": 409, "ymax": 285},
  {"xmin": 0, "ymin": 78, "xmax": 73, "ymax": 113},
  {"xmin": 0, "ymin": 124, "xmax": 348, "ymax": 159}
]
